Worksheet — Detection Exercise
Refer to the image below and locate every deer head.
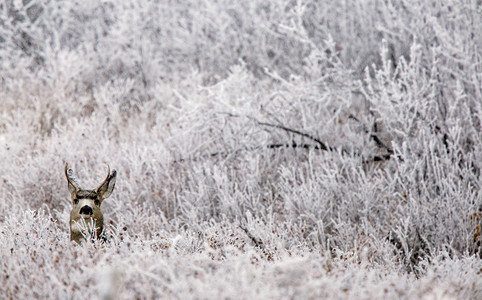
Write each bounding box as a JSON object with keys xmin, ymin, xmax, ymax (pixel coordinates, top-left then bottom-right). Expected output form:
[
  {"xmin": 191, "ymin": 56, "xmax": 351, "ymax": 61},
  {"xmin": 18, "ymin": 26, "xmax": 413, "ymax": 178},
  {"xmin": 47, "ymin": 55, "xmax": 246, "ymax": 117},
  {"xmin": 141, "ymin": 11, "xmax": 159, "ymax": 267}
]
[{"xmin": 65, "ymin": 163, "xmax": 117, "ymax": 243}]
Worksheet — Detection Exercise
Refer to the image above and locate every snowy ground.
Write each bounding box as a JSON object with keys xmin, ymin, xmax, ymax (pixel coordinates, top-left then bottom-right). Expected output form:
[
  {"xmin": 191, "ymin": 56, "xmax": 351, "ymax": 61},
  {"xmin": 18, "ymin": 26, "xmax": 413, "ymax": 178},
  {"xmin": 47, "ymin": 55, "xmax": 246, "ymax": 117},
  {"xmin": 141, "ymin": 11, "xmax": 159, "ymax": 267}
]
[{"xmin": 1, "ymin": 0, "xmax": 481, "ymax": 299}]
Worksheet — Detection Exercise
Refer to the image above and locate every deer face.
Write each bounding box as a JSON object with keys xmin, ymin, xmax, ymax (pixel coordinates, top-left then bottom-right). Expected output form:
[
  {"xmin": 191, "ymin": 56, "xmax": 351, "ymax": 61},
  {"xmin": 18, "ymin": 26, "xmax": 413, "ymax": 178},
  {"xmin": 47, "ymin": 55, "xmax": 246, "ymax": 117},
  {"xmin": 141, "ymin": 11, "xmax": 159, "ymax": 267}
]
[{"xmin": 65, "ymin": 163, "xmax": 116, "ymax": 243}]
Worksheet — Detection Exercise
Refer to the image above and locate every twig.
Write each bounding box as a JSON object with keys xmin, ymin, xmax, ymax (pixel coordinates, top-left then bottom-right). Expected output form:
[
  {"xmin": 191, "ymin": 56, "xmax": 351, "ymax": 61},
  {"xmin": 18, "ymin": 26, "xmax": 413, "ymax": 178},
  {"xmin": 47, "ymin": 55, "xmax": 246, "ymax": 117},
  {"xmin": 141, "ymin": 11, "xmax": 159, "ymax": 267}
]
[
  {"xmin": 348, "ymin": 114, "xmax": 394, "ymax": 155},
  {"xmin": 224, "ymin": 112, "xmax": 337, "ymax": 152},
  {"xmin": 255, "ymin": 120, "xmax": 334, "ymax": 152},
  {"xmin": 239, "ymin": 225, "xmax": 263, "ymax": 248},
  {"xmin": 172, "ymin": 112, "xmax": 398, "ymax": 164}
]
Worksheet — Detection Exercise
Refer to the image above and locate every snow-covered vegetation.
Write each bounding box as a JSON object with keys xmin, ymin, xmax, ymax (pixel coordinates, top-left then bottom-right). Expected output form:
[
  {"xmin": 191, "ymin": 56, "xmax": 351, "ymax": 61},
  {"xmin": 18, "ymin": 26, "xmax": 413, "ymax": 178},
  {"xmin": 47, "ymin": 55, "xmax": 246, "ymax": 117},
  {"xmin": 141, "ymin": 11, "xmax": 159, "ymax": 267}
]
[{"xmin": 1, "ymin": 0, "xmax": 481, "ymax": 298}]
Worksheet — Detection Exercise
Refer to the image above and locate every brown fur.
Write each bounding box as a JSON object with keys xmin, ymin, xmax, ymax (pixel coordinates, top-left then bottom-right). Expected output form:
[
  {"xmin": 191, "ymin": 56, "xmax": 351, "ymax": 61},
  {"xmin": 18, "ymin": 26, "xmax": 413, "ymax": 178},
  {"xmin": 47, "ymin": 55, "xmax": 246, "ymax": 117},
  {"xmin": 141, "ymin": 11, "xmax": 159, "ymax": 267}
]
[{"xmin": 65, "ymin": 163, "xmax": 116, "ymax": 244}]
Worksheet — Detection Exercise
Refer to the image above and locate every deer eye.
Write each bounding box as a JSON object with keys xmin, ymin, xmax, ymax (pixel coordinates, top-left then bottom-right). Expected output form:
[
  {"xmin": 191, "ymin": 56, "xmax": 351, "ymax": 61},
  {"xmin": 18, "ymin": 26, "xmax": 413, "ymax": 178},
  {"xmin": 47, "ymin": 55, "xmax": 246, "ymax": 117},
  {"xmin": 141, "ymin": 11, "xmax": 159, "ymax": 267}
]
[
  {"xmin": 73, "ymin": 199, "xmax": 79, "ymax": 205},
  {"xmin": 94, "ymin": 199, "xmax": 100, "ymax": 206}
]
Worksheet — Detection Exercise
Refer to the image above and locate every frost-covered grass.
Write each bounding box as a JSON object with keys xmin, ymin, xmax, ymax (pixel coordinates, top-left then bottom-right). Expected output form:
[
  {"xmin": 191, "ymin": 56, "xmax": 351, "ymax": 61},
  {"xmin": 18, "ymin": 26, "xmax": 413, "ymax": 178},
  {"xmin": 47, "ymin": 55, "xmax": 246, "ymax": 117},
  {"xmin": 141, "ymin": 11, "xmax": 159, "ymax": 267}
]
[{"xmin": 1, "ymin": 0, "xmax": 481, "ymax": 299}]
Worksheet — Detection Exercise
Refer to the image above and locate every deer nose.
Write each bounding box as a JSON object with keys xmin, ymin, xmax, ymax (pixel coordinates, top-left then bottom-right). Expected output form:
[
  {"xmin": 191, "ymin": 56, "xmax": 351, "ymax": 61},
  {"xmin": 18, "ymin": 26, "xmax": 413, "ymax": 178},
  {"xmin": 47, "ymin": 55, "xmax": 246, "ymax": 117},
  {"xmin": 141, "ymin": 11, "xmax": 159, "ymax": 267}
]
[{"xmin": 79, "ymin": 206, "xmax": 93, "ymax": 215}]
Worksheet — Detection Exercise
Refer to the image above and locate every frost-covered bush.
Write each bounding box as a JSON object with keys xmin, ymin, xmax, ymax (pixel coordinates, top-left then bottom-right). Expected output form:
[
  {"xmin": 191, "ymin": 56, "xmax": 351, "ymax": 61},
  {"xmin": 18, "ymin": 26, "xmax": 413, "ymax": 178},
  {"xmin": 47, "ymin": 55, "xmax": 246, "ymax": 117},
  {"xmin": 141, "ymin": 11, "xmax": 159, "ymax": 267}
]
[{"xmin": 1, "ymin": 0, "xmax": 481, "ymax": 298}]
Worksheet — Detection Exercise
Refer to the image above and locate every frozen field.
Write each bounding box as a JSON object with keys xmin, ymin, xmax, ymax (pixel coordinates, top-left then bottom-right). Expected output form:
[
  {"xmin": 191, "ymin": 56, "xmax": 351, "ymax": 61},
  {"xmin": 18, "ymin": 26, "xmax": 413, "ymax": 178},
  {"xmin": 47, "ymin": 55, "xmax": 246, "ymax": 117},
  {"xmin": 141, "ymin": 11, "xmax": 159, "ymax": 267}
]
[{"xmin": 0, "ymin": 0, "xmax": 481, "ymax": 298}]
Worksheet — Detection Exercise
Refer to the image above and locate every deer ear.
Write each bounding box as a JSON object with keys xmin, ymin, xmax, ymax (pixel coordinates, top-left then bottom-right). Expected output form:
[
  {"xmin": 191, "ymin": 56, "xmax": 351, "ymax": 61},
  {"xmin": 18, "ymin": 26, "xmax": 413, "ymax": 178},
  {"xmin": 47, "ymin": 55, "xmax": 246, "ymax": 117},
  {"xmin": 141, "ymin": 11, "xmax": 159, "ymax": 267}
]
[
  {"xmin": 97, "ymin": 166, "xmax": 117, "ymax": 200},
  {"xmin": 65, "ymin": 163, "xmax": 80, "ymax": 196}
]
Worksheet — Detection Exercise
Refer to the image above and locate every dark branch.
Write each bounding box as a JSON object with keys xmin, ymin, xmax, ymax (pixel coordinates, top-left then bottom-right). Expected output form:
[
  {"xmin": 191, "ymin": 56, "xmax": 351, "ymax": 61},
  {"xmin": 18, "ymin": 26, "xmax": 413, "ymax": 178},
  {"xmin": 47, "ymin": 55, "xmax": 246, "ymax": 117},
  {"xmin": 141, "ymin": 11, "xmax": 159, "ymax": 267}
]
[
  {"xmin": 172, "ymin": 112, "xmax": 399, "ymax": 164},
  {"xmin": 255, "ymin": 121, "xmax": 334, "ymax": 152},
  {"xmin": 348, "ymin": 114, "xmax": 394, "ymax": 154},
  {"xmin": 239, "ymin": 225, "xmax": 263, "ymax": 248}
]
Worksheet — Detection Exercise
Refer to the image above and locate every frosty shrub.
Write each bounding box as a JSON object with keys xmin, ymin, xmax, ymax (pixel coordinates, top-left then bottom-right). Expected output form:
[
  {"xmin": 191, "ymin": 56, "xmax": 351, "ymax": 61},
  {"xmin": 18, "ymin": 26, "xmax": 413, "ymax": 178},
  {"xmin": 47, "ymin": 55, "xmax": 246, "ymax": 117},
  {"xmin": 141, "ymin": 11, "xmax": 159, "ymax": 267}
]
[{"xmin": 0, "ymin": 0, "xmax": 481, "ymax": 298}]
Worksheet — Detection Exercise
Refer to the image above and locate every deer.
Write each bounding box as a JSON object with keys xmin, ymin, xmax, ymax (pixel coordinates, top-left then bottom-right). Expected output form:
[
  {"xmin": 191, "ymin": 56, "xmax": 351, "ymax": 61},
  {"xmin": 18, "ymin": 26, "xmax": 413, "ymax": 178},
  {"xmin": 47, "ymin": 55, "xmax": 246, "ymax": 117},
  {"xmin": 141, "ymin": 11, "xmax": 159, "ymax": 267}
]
[{"xmin": 65, "ymin": 163, "xmax": 117, "ymax": 244}]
